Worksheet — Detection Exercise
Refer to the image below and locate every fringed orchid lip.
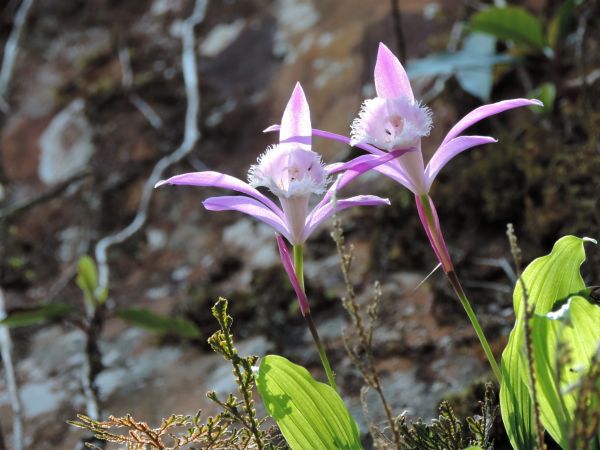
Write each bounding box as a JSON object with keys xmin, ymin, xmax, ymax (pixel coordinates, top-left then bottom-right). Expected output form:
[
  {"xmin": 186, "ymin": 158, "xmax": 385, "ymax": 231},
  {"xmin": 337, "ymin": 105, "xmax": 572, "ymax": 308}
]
[{"xmin": 350, "ymin": 96, "xmax": 432, "ymax": 151}]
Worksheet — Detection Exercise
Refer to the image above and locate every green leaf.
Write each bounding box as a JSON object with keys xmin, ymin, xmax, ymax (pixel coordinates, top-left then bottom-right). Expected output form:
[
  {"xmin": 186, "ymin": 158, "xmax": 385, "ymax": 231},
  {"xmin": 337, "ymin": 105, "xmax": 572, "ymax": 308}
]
[
  {"xmin": 469, "ymin": 6, "xmax": 546, "ymax": 50},
  {"xmin": 0, "ymin": 303, "xmax": 75, "ymax": 328},
  {"xmin": 455, "ymin": 33, "xmax": 497, "ymax": 101},
  {"xmin": 117, "ymin": 308, "xmax": 201, "ymax": 339},
  {"xmin": 547, "ymin": 0, "xmax": 581, "ymax": 51},
  {"xmin": 528, "ymin": 83, "xmax": 556, "ymax": 114},
  {"xmin": 500, "ymin": 236, "xmax": 593, "ymax": 450},
  {"xmin": 76, "ymin": 255, "xmax": 99, "ymax": 307},
  {"xmin": 531, "ymin": 295, "xmax": 600, "ymax": 448},
  {"xmin": 256, "ymin": 355, "xmax": 362, "ymax": 450},
  {"xmin": 406, "ymin": 49, "xmax": 513, "ymax": 79},
  {"xmin": 464, "ymin": 447, "xmax": 485, "ymax": 450}
]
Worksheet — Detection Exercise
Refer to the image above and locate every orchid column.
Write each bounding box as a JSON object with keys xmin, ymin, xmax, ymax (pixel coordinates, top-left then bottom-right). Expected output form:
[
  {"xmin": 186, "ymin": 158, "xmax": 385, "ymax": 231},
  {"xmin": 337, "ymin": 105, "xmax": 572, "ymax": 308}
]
[
  {"xmin": 298, "ymin": 43, "xmax": 542, "ymax": 384},
  {"xmin": 156, "ymin": 83, "xmax": 412, "ymax": 390}
]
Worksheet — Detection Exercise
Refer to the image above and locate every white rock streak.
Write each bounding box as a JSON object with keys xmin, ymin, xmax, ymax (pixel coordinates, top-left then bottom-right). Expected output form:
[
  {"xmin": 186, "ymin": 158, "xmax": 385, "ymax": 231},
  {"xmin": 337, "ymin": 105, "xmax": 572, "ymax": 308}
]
[
  {"xmin": 0, "ymin": 289, "xmax": 24, "ymax": 450},
  {"xmin": 95, "ymin": 0, "xmax": 208, "ymax": 296}
]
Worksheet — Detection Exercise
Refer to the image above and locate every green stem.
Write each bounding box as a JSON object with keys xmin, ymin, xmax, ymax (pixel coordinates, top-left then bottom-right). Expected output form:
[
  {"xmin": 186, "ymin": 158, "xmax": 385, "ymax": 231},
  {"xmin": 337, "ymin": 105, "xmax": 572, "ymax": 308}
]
[
  {"xmin": 417, "ymin": 194, "xmax": 502, "ymax": 384},
  {"xmin": 293, "ymin": 244, "xmax": 338, "ymax": 391},
  {"xmin": 293, "ymin": 245, "xmax": 305, "ymax": 290},
  {"xmin": 446, "ymin": 270, "xmax": 503, "ymax": 384},
  {"xmin": 305, "ymin": 312, "xmax": 338, "ymax": 391}
]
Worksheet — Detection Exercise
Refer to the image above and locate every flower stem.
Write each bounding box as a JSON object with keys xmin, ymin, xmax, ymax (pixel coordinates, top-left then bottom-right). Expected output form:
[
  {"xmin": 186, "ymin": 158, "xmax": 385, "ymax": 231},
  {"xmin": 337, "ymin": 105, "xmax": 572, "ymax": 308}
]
[
  {"xmin": 446, "ymin": 270, "xmax": 503, "ymax": 383},
  {"xmin": 304, "ymin": 311, "xmax": 338, "ymax": 391},
  {"xmin": 416, "ymin": 195, "xmax": 502, "ymax": 384},
  {"xmin": 293, "ymin": 245, "xmax": 305, "ymax": 290},
  {"xmin": 293, "ymin": 245, "xmax": 338, "ymax": 390}
]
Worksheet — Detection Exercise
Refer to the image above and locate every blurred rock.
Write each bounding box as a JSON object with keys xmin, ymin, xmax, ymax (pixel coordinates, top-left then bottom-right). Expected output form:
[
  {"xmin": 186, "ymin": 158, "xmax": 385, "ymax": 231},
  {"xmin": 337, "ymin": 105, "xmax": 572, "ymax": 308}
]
[
  {"xmin": 222, "ymin": 218, "xmax": 278, "ymax": 270},
  {"xmin": 38, "ymin": 99, "xmax": 94, "ymax": 185},
  {"xmin": 200, "ymin": 19, "xmax": 246, "ymax": 57}
]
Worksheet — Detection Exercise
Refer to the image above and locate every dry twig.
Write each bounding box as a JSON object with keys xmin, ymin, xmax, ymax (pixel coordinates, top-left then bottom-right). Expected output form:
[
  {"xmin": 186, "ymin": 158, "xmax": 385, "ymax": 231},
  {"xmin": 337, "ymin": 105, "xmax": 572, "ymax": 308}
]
[{"xmin": 0, "ymin": 0, "xmax": 35, "ymax": 112}]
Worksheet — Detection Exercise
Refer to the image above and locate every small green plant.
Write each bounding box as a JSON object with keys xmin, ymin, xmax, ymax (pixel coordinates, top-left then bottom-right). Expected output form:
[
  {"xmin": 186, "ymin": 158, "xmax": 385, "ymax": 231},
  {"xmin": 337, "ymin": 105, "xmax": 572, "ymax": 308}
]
[
  {"xmin": 500, "ymin": 232, "xmax": 600, "ymax": 449},
  {"xmin": 70, "ymin": 297, "xmax": 286, "ymax": 449},
  {"xmin": 397, "ymin": 383, "xmax": 499, "ymax": 450}
]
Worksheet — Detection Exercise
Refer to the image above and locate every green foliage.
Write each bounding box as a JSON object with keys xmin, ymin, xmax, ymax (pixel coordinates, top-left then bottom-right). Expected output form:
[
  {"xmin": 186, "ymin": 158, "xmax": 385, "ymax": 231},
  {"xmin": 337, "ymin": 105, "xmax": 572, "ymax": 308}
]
[
  {"xmin": 500, "ymin": 236, "xmax": 597, "ymax": 449},
  {"xmin": 117, "ymin": 307, "xmax": 201, "ymax": 339},
  {"xmin": 406, "ymin": 35, "xmax": 513, "ymax": 101},
  {"xmin": 207, "ymin": 298, "xmax": 271, "ymax": 450},
  {"xmin": 68, "ymin": 411, "xmax": 268, "ymax": 450},
  {"xmin": 469, "ymin": 6, "xmax": 546, "ymax": 51},
  {"xmin": 547, "ymin": 0, "xmax": 582, "ymax": 50},
  {"xmin": 256, "ymin": 354, "xmax": 362, "ymax": 450},
  {"xmin": 71, "ymin": 298, "xmax": 284, "ymax": 449},
  {"xmin": 398, "ymin": 385, "xmax": 498, "ymax": 450},
  {"xmin": 455, "ymin": 33, "xmax": 497, "ymax": 102},
  {"xmin": 76, "ymin": 255, "xmax": 107, "ymax": 310},
  {"xmin": 528, "ymin": 83, "xmax": 556, "ymax": 114},
  {"xmin": 0, "ymin": 303, "xmax": 75, "ymax": 328},
  {"xmin": 531, "ymin": 296, "xmax": 600, "ymax": 448}
]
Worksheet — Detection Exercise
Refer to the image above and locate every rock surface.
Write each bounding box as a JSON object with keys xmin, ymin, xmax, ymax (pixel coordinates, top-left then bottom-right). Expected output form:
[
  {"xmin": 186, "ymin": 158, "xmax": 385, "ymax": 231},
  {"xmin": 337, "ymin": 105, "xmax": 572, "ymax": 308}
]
[{"xmin": 1, "ymin": 0, "xmax": 597, "ymax": 449}]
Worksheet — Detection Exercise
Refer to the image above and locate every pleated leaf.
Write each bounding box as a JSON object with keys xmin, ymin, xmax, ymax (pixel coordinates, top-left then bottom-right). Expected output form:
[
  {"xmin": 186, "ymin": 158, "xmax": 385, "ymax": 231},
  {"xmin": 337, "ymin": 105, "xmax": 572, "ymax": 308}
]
[
  {"xmin": 256, "ymin": 355, "xmax": 362, "ymax": 450},
  {"xmin": 531, "ymin": 295, "xmax": 600, "ymax": 448},
  {"xmin": 500, "ymin": 236, "xmax": 593, "ymax": 449}
]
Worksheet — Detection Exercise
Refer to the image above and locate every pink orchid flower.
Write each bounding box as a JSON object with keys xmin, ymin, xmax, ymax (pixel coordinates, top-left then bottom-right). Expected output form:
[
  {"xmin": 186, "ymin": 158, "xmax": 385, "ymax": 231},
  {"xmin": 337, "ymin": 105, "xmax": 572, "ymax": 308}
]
[
  {"xmin": 156, "ymin": 83, "xmax": 412, "ymax": 247},
  {"xmin": 267, "ymin": 43, "xmax": 542, "ymax": 274}
]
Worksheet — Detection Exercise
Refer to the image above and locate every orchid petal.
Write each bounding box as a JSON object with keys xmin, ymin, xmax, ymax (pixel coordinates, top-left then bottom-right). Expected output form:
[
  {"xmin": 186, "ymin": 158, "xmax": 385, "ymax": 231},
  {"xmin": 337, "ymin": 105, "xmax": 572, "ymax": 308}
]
[
  {"xmin": 316, "ymin": 147, "xmax": 414, "ymax": 212},
  {"xmin": 156, "ymin": 171, "xmax": 284, "ymax": 218},
  {"xmin": 424, "ymin": 135, "xmax": 497, "ymax": 190},
  {"xmin": 264, "ymin": 124, "xmax": 385, "ymax": 156},
  {"xmin": 203, "ymin": 195, "xmax": 291, "ymax": 242},
  {"xmin": 276, "ymin": 235, "xmax": 310, "ymax": 315},
  {"xmin": 374, "ymin": 42, "xmax": 414, "ymax": 101},
  {"xmin": 326, "ymin": 147, "xmax": 414, "ymax": 174},
  {"xmin": 279, "ymin": 82, "xmax": 311, "ymax": 147},
  {"xmin": 304, "ymin": 195, "xmax": 391, "ymax": 239},
  {"xmin": 441, "ymin": 98, "xmax": 543, "ymax": 145},
  {"xmin": 372, "ymin": 163, "xmax": 417, "ymax": 193}
]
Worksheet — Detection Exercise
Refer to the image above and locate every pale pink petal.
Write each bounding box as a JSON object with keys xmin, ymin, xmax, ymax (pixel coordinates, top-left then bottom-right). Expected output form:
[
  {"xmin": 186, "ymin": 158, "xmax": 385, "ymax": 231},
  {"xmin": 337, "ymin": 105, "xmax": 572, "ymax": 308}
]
[
  {"xmin": 203, "ymin": 195, "xmax": 291, "ymax": 241},
  {"xmin": 326, "ymin": 147, "xmax": 414, "ymax": 174},
  {"xmin": 315, "ymin": 148, "xmax": 414, "ymax": 212},
  {"xmin": 374, "ymin": 42, "xmax": 414, "ymax": 101},
  {"xmin": 276, "ymin": 235, "xmax": 310, "ymax": 315},
  {"xmin": 155, "ymin": 171, "xmax": 284, "ymax": 218},
  {"xmin": 372, "ymin": 163, "xmax": 417, "ymax": 193},
  {"xmin": 424, "ymin": 135, "xmax": 497, "ymax": 191},
  {"xmin": 304, "ymin": 195, "xmax": 391, "ymax": 239},
  {"xmin": 279, "ymin": 82, "xmax": 311, "ymax": 147},
  {"xmin": 441, "ymin": 98, "xmax": 543, "ymax": 145}
]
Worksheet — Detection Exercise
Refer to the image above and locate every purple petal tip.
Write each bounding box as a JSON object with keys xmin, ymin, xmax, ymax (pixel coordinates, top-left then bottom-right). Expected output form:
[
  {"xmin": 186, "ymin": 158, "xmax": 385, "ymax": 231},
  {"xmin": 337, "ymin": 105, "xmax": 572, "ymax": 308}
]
[
  {"xmin": 530, "ymin": 99, "xmax": 544, "ymax": 107},
  {"xmin": 263, "ymin": 124, "xmax": 280, "ymax": 133},
  {"xmin": 154, "ymin": 180, "xmax": 168, "ymax": 188}
]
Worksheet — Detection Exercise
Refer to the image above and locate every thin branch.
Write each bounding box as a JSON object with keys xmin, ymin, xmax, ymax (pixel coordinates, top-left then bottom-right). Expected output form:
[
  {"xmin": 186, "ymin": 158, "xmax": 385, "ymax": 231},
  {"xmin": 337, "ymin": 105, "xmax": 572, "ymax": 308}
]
[
  {"xmin": 0, "ymin": 289, "xmax": 24, "ymax": 450},
  {"xmin": 118, "ymin": 46, "xmax": 163, "ymax": 130},
  {"xmin": 0, "ymin": 0, "xmax": 35, "ymax": 113},
  {"xmin": 506, "ymin": 224, "xmax": 546, "ymax": 450},
  {"xmin": 389, "ymin": 0, "xmax": 406, "ymax": 63},
  {"xmin": 95, "ymin": 0, "xmax": 208, "ymax": 296},
  {"xmin": 0, "ymin": 170, "xmax": 91, "ymax": 220}
]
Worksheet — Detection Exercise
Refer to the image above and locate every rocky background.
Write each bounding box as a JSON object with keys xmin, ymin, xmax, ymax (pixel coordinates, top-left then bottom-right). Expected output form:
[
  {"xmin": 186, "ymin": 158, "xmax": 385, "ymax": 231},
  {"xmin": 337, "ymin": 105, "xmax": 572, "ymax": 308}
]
[{"xmin": 0, "ymin": 0, "xmax": 598, "ymax": 448}]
